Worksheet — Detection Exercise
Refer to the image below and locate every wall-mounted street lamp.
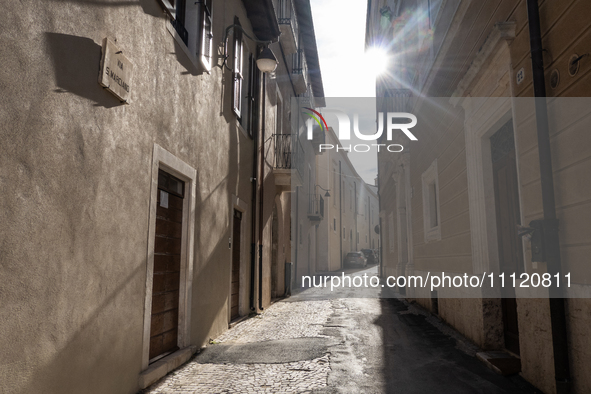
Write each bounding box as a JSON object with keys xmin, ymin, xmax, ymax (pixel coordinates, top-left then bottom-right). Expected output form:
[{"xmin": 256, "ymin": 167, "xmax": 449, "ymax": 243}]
[
  {"xmin": 256, "ymin": 47, "xmax": 278, "ymax": 73},
  {"xmin": 315, "ymin": 184, "xmax": 331, "ymax": 198},
  {"xmin": 222, "ymin": 24, "xmax": 278, "ymax": 73}
]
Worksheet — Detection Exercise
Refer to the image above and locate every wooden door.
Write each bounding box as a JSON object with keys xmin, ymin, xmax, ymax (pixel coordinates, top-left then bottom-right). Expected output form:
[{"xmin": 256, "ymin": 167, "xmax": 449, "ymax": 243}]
[
  {"xmin": 231, "ymin": 210, "xmax": 242, "ymax": 321},
  {"xmin": 491, "ymin": 121, "xmax": 523, "ymax": 355},
  {"xmin": 149, "ymin": 170, "xmax": 184, "ymax": 362},
  {"xmin": 271, "ymin": 205, "xmax": 279, "ymax": 299}
]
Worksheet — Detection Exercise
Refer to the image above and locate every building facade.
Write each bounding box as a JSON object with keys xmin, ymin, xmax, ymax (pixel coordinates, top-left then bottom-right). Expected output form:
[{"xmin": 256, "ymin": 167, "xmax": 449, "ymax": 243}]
[
  {"xmin": 315, "ymin": 127, "xmax": 380, "ymax": 273},
  {"xmin": 368, "ymin": 0, "xmax": 591, "ymax": 393},
  {"xmin": 0, "ymin": 0, "xmax": 324, "ymax": 393}
]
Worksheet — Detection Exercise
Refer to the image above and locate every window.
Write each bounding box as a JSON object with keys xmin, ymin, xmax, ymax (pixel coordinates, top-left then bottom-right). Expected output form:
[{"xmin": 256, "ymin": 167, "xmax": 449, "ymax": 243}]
[
  {"xmin": 354, "ymin": 192, "xmax": 357, "ymax": 214},
  {"xmin": 198, "ymin": 0, "xmax": 213, "ymax": 71},
  {"xmin": 422, "ymin": 159, "xmax": 441, "ymax": 242},
  {"xmin": 229, "ymin": 17, "xmax": 259, "ymax": 133},
  {"xmin": 333, "ymin": 218, "xmax": 337, "ymax": 232},
  {"xmin": 276, "ymin": 93, "xmax": 283, "ymax": 136},
  {"xmin": 332, "ymin": 165, "xmax": 337, "ymax": 207},
  {"xmin": 232, "ymin": 18, "xmax": 244, "ymax": 118},
  {"xmin": 343, "ymin": 227, "xmax": 346, "ymax": 240},
  {"xmin": 239, "ymin": 52, "xmax": 257, "ymax": 135},
  {"xmin": 160, "ymin": 0, "xmax": 213, "ymax": 71},
  {"xmin": 429, "ymin": 182, "xmax": 438, "ymax": 227},
  {"xmin": 389, "ymin": 212, "xmax": 395, "ymax": 252},
  {"xmin": 308, "ymin": 166, "xmax": 312, "ymax": 195},
  {"xmin": 176, "ymin": 0, "xmax": 188, "ymax": 44}
]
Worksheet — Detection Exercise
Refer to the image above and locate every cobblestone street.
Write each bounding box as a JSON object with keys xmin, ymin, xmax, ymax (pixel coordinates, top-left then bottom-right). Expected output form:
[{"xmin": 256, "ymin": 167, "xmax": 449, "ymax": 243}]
[
  {"xmin": 142, "ymin": 266, "xmax": 540, "ymax": 394},
  {"xmin": 143, "ymin": 300, "xmax": 334, "ymax": 394}
]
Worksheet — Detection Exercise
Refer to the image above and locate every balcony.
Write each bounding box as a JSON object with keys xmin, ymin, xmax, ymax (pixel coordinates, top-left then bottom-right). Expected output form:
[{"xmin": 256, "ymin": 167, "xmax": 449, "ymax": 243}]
[
  {"xmin": 277, "ymin": 0, "xmax": 298, "ymax": 54},
  {"xmin": 292, "ymin": 49, "xmax": 308, "ymax": 95},
  {"xmin": 272, "ymin": 133, "xmax": 303, "ymax": 191},
  {"xmin": 299, "ymin": 85, "xmax": 315, "ymax": 109},
  {"xmin": 307, "ymin": 194, "xmax": 324, "ymax": 222}
]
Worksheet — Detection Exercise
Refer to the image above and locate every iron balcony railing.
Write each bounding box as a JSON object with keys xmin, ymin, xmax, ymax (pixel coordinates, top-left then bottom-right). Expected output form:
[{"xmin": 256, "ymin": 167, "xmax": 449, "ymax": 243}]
[
  {"xmin": 299, "ymin": 86, "xmax": 315, "ymax": 109},
  {"xmin": 277, "ymin": 0, "xmax": 299, "ymax": 42},
  {"xmin": 292, "ymin": 48, "xmax": 307, "ymax": 76},
  {"xmin": 291, "ymin": 48, "xmax": 308, "ymax": 93},
  {"xmin": 377, "ymin": 89, "xmax": 412, "ymax": 143},
  {"xmin": 273, "ymin": 133, "xmax": 304, "ymax": 177},
  {"xmin": 308, "ymin": 194, "xmax": 324, "ymax": 221},
  {"xmin": 273, "ymin": 133, "xmax": 293, "ymax": 169},
  {"xmin": 383, "ymin": 88, "xmax": 412, "ymax": 111}
]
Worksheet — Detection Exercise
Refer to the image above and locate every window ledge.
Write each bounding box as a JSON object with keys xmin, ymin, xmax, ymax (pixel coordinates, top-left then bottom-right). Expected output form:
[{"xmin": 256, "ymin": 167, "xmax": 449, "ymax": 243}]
[
  {"xmin": 139, "ymin": 346, "xmax": 198, "ymax": 389},
  {"xmin": 165, "ymin": 21, "xmax": 211, "ymax": 74}
]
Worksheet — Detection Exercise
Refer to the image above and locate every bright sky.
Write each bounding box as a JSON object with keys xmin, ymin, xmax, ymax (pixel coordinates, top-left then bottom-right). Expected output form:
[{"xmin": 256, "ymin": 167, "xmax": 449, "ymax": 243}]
[
  {"xmin": 310, "ymin": 0, "xmax": 377, "ymax": 97},
  {"xmin": 310, "ymin": 0, "xmax": 380, "ymax": 185}
]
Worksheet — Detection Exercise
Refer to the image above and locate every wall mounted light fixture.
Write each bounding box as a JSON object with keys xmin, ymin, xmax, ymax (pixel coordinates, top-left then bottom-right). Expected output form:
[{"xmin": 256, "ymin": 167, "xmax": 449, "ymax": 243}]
[
  {"xmin": 315, "ymin": 184, "xmax": 331, "ymax": 198},
  {"xmin": 222, "ymin": 24, "xmax": 278, "ymax": 73}
]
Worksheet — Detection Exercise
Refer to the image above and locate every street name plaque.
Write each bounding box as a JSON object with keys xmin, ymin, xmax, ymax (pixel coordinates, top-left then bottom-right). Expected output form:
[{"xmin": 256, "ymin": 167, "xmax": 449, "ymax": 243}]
[{"xmin": 98, "ymin": 38, "xmax": 133, "ymax": 103}]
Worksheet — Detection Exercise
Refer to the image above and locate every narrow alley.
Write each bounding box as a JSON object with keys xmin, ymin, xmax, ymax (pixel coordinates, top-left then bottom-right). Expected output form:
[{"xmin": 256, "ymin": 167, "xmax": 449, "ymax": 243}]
[
  {"xmin": 3, "ymin": 1, "xmax": 591, "ymax": 393},
  {"xmin": 142, "ymin": 266, "xmax": 540, "ymax": 394}
]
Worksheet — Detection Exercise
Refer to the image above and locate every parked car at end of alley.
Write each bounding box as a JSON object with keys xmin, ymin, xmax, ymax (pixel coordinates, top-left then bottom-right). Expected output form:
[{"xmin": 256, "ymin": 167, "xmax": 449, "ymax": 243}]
[
  {"xmin": 361, "ymin": 249, "xmax": 377, "ymax": 265},
  {"xmin": 344, "ymin": 252, "xmax": 367, "ymax": 268}
]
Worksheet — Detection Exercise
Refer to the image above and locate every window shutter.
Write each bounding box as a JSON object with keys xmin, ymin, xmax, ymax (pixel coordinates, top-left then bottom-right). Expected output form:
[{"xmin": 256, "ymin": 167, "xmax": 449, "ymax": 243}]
[
  {"xmin": 246, "ymin": 53, "xmax": 257, "ymax": 135},
  {"xmin": 199, "ymin": 0, "xmax": 213, "ymax": 71},
  {"xmin": 232, "ymin": 20, "xmax": 243, "ymax": 117}
]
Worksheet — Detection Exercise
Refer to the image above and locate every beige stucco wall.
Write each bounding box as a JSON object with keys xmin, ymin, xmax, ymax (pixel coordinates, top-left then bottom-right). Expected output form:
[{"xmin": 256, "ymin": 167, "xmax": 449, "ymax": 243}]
[
  {"xmin": 409, "ymin": 101, "xmax": 471, "ymax": 275},
  {"xmin": 373, "ymin": 0, "xmax": 591, "ymax": 391},
  {"xmin": 0, "ymin": 0, "xmax": 303, "ymax": 392},
  {"xmin": 511, "ymin": 96, "xmax": 591, "ymax": 394},
  {"xmin": 292, "ymin": 114, "xmax": 319, "ymax": 286},
  {"xmin": 315, "ymin": 127, "xmax": 379, "ymax": 273},
  {"xmin": 509, "ymin": 2, "xmax": 591, "ymax": 391},
  {"xmin": 379, "ymin": 167, "xmax": 398, "ymax": 279}
]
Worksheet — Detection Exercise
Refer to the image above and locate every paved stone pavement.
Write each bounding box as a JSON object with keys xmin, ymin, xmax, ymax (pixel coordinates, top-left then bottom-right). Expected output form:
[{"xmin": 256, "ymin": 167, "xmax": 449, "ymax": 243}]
[
  {"xmin": 142, "ymin": 265, "xmax": 541, "ymax": 394},
  {"xmin": 143, "ymin": 300, "xmax": 334, "ymax": 394}
]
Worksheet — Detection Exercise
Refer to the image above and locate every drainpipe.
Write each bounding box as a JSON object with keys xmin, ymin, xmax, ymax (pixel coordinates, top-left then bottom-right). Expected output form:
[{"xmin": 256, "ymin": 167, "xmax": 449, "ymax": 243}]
[
  {"xmin": 258, "ymin": 70, "xmax": 266, "ymax": 311},
  {"xmin": 526, "ymin": 1, "xmax": 570, "ymax": 392},
  {"xmin": 250, "ymin": 136, "xmax": 258, "ymax": 311},
  {"xmin": 294, "ymin": 186, "xmax": 299, "ymax": 286},
  {"xmin": 377, "ymin": 177, "xmax": 382, "ymax": 277},
  {"xmin": 249, "ymin": 73, "xmax": 260, "ymax": 313},
  {"xmin": 375, "ymin": 108, "xmax": 384, "ymax": 277},
  {"xmin": 354, "ymin": 182, "xmax": 358, "ymax": 251},
  {"xmin": 339, "ymin": 161, "xmax": 343, "ymax": 268}
]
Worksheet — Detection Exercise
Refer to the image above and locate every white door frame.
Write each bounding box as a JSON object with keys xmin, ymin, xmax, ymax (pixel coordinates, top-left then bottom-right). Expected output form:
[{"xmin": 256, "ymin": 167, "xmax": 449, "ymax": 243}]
[
  {"xmin": 141, "ymin": 144, "xmax": 197, "ymax": 370},
  {"xmin": 449, "ymin": 22, "xmax": 517, "ymax": 276},
  {"xmin": 228, "ymin": 195, "xmax": 248, "ymax": 323}
]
